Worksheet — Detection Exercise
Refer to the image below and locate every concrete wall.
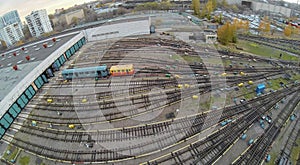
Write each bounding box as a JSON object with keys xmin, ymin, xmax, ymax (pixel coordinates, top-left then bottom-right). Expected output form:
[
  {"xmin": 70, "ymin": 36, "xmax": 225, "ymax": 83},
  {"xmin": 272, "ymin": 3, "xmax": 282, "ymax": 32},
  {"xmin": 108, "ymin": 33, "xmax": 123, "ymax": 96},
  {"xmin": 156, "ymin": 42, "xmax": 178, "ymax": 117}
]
[
  {"xmin": 52, "ymin": 9, "xmax": 85, "ymax": 26},
  {"xmin": 65, "ymin": 9, "xmax": 85, "ymax": 25},
  {"xmin": 251, "ymin": 2, "xmax": 292, "ymax": 17},
  {"xmin": 0, "ymin": 31, "xmax": 85, "ymax": 117},
  {"xmin": 226, "ymin": 0, "xmax": 242, "ymax": 5},
  {"xmin": 85, "ymin": 18, "xmax": 150, "ymax": 41}
]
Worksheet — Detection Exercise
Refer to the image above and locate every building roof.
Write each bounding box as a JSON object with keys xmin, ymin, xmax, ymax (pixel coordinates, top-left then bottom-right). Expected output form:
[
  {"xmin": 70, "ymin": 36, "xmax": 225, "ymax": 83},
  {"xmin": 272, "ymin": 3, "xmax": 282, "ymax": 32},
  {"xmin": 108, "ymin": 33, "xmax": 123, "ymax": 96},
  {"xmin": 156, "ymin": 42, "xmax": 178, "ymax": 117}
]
[
  {"xmin": 0, "ymin": 32, "xmax": 78, "ymax": 102},
  {"xmin": 62, "ymin": 65, "xmax": 107, "ymax": 74},
  {"xmin": 110, "ymin": 64, "xmax": 133, "ymax": 70}
]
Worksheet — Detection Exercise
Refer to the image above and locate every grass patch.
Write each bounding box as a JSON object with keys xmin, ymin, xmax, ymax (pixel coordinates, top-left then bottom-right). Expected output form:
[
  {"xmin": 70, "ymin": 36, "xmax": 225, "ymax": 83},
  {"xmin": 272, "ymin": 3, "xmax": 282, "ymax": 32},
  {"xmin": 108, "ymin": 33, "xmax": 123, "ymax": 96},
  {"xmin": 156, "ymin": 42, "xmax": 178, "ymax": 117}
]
[
  {"xmin": 2, "ymin": 145, "xmax": 19, "ymax": 162},
  {"xmin": 291, "ymin": 138, "xmax": 300, "ymax": 164},
  {"xmin": 170, "ymin": 54, "xmax": 202, "ymax": 63},
  {"xmin": 236, "ymin": 40, "xmax": 299, "ymax": 61},
  {"xmin": 222, "ymin": 59, "xmax": 231, "ymax": 67},
  {"xmin": 200, "ymin": 101, "xmax": 211, "ymax": 110},
  {"xmin": 19, "ymin": 156, "xmax": 30, "ymax": 165},
  {"xmin": 182, "ymin": 55, "xmax": 202, "ymax": 63},
  {"xmin": 291, "ymin": 74, "xmax": 300, "ymax": 82},
  {"xmin": 268, "ymin": 78, "xmax": 289, "ymax": 90},
  {"xmin": 240, "ymin": 86, "xmax": 256, "ymax": 100},
  {"xmin": 267, "ymin": 151, "xmax": 278, "ymax": 165}
]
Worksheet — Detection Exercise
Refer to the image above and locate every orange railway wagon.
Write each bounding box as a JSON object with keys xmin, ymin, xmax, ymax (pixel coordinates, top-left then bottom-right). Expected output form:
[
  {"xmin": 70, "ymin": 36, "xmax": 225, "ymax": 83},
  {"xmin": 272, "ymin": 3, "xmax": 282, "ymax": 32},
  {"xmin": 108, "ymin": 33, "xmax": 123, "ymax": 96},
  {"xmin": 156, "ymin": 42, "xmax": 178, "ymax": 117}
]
[{"xmin": 110, "ymin": 64, "xmax": 134, "ymax": 76}]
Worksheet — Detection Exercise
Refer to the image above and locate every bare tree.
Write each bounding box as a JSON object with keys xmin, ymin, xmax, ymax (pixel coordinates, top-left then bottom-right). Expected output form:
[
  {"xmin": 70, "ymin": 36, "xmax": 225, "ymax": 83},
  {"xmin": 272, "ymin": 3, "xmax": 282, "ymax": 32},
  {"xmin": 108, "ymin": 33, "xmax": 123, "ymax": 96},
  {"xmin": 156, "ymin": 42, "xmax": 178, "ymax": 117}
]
[
  {"xmin": 22, "ymin": 24, "xmax": 32, "ymax": 40},
  {"xmin": 83, "ymin": 8, "xmax": 98, "ymax": 22}
]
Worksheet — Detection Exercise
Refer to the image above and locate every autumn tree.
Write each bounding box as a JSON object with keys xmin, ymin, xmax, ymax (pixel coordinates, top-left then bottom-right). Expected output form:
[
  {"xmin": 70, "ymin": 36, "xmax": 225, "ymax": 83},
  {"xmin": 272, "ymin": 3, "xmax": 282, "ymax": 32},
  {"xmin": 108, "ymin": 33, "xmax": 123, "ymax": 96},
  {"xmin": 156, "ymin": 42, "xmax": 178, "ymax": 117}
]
[
  {"xmin": 284, "ymin": 24, "xmax": 292, "ymax": 37},
  {"xmin": 244, "ymin": 20, "xmax": 250, "ymax": 32},
  {"xmin": 264, "ymin": 22, "xmax": 271, "ymax": 33},
  {"xmin": 232, "ymin": 19, "xmax": 249, "ymax": 33},
  {"xmin": 0, "ymin": 40, "xmax": 7, "ymax": 50},
  {"xmin": 258, "ymin": 17, "xmax": 271, "ymax": 35},
  {"xmin": 205, "ymin": 0, "xmax": 213, "ymax": 19},
  {"xmin": 293, "ymin": 27, "xmax": 300, "ymax": 35},
  {"xmin": 212, "ymin": 0, "xmax": 217, "ymax": 10},
  {"xmin": 258, "ymin": 21, "xmax": 271, "ymax": 35},
  {"xmin": 199, "ymin": 0, "xmax": 215, "ymax": 19},
  {"xmin": 191, "ymin": 0, "xmax": 201, "ymax": 16},
  {"xmin": 217, "ymin": 22, "xmax": 237, "ymax": 45},
  {"xmin": 16, "ymin": 40, "xmax": 24, "ymax": 46},
  {"xmin": 221, "ymin": 0, "xmax": 228, "ymax": 8},
  {"xmin": 218, "ymin": 22, "xmax": 230, "ymax": 45},
  {"xmin": 258, "ymin": 21, "xmax": 265, "ymax": 34},
  {"xmin": 214, "ymin": 13, "xmax": 223, "ymax": 24}
]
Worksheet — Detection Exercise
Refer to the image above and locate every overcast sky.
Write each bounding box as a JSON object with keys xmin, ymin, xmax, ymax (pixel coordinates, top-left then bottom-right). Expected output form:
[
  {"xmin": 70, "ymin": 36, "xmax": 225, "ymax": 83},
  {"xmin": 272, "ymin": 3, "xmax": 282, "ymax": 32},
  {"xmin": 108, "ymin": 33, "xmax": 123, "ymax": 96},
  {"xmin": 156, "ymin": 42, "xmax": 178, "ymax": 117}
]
[
  {"xmin": 0, "ymin": 0, "xmax": 299, "ymax": 22},
  {"xmin": 0, "ymin": 0, "xmax": 93, "ymax": 22}
]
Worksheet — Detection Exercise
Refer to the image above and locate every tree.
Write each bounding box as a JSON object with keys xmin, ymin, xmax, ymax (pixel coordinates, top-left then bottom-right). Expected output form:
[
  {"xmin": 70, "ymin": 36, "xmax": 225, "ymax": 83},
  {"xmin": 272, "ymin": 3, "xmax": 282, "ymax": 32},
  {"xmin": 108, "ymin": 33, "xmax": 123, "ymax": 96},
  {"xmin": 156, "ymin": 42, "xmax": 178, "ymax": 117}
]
[
  {"xmin": 212, "ymin": 0, "xmax": 217, "ymax": 10},
  {"xmin": 71, "ymin": 17, "xmax": 79, "ymax": 25},
  {"xmin": 218, "ymin": 22, "xmax": 230, "ymax": 45},
  {"xmin": 0, "ymin": 40, "xmax": 7, "ymax": 50},
  {"xmin": 160, "ymin": 1, "xmax": 173, "ymax": 10},
  {"xmin": 230, "ymin": 5, "xmax": 239, "ymax": 12},
  {"xmin": 191, "ymin": 0, "xmax": 201, "ymax": 16},
  {"xmin": 200, "ymin": 5, "xmax": 207, "ymax": 18},
  {"xmin": 205, "ymin": 0, "xmax": 213, "ymax": 19},
  {"xmin": 293, "ymin": 27, "xmax": 299, "ymax": 35},
  {"xmin": 244, "ymin": 20, "xmax": 250, "ymax": 32},
  {"xmin": 22, "ymin": 24, "xmax": 32, "ymax": 40},
  {"xmin": 16, "ymin": 40, "xmax": 24, "ymax": 46},
  {"xmin": 95, "ymin": 3, "xmax": 104, "ymax": 8},
  {"xmin": 284, "ymin": 24, "xmax": 292, "ymax": 37},
  {"xmin": 116, "ymin": 8, "xmax": 129, "ymax": 15},
  {"xmin": 214, "ymin": 13, "xmax": 223, "ymax": 24},
  {"xmin": 258, "ymin": 21, "xmax": 265, "ymax": 35},
  {"xmin": 221, "ymin": 0, "xmax": 228, "ymax": 8},
  {"xmin": 218, "ymin": 13, "xmax": 223, "ymax": 24},
  {"xmin": 217, "ymin": 21, "xmax": 237, "ymax": 45},
  {"xmin": 53, "ymin": 20, "xmax": 67, "ymax": 32},
  {"xmin": 264, "ymin": 22, "xmax": 271, "ymax": 33},
  {"xmin": 48, "ymin": 14, "xmax": 54, "ymax": 20},
  {"xmin": 83, "ymin": 8, "xmax": 98, "ymax": 22}
]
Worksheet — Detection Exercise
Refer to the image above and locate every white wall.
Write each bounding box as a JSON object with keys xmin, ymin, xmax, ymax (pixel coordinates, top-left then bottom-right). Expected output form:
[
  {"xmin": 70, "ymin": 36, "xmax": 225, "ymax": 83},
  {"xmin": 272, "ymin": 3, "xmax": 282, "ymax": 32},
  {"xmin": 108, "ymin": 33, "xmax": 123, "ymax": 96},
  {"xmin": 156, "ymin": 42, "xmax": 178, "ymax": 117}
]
[
  {"xmin": 252, "ymin": 2, "xmax": 291, "ymax": 17},
  {"xmin": 85, "ymin": 18, "xmax": 150, "ymax": 41}
]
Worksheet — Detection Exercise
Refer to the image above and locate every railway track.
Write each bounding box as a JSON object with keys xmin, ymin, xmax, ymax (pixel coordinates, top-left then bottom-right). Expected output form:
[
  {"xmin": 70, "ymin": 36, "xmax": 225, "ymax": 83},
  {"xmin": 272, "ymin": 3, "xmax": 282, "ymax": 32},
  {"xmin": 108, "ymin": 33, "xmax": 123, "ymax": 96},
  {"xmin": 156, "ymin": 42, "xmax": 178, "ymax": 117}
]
[
  {"xmin": 238, "ymin": 35, "xmax": 300, "ymax": 56},
  {"xmin": 13, "ymin": 86, "xmax": 289, "ymax": 143},
  {"xmin": 42, "ymin": 70, "xmax": 283, "ymax": 90},
  {"xmin": 142, "ymin": 85, "xmax": 299, "ymax": 165},
  {"xmin": 2, "ymin": 85, "xmax": 298, "ymax": 164},
  {"xmin": 1, "ymin": 36, "xmax": 299, "ymax": 165},
  {"xmin": 278, "ymin": 109, "xmax": 300, "ymax": 161},
  {"xmin": 21, "ymin": 71, "xmax": 283, "ymax": 126},
  {"xmin": 232, "ymin": 91, "xmax": 300, "ymax": 165}
]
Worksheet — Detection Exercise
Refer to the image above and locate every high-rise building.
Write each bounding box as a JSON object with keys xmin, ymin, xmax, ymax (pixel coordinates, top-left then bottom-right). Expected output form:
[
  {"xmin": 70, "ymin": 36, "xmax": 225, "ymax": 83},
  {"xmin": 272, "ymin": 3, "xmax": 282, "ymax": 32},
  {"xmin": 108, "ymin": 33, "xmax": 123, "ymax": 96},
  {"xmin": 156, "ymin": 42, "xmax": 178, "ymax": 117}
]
[
  {"xmin": 2, "ymin": 10, "xmax": 22, "ymax": 26},
  {"xmin": 25, "ymin": 9, "xmax": 53, "ymax": 37},
  {"xmin": 0, "ymin": 23, "xmax": 24, "ymax": 46},
  {"xmin": 0, "ymin": 10, "xmax": 24, "ymax": 47},
  {"xmin": 0, "ymin": 17, "xmax": 5, "ymax": 29}
]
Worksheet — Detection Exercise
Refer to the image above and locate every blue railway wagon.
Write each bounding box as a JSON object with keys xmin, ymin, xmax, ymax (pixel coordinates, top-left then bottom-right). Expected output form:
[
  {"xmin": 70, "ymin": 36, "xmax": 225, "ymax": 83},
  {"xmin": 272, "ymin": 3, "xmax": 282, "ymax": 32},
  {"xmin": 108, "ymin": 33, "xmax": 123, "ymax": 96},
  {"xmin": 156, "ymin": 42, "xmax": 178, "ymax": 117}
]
[{"xmin": 62, "ymin": 66, "xmax": 108, "ymax": 80}]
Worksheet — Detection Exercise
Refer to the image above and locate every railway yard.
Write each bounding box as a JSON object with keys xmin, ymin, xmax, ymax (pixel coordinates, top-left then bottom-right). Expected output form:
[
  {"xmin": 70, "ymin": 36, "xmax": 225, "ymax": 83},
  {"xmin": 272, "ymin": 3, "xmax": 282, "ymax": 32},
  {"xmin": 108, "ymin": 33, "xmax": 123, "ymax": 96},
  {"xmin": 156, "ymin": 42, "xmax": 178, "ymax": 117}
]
[{"xmin": 0, "ymin": 13, "xmax": 300, "ymax": 165}]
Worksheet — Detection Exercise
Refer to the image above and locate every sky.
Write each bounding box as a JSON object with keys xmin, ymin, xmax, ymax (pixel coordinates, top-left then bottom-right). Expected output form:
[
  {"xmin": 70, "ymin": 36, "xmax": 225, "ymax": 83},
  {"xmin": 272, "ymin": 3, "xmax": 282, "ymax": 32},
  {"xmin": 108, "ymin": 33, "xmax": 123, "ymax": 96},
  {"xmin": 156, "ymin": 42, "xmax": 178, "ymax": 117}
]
[
  {"xmin": 0, "ymin": 0, "xmax": 94, "ymax": 22},
  {"xmin": 0, "ymin": 0, "xmax": 299, "ymax": 22}
]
